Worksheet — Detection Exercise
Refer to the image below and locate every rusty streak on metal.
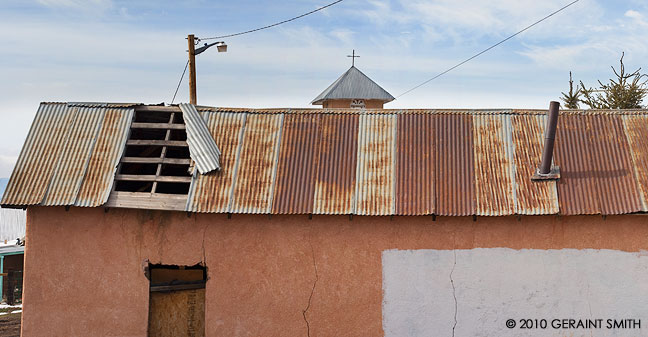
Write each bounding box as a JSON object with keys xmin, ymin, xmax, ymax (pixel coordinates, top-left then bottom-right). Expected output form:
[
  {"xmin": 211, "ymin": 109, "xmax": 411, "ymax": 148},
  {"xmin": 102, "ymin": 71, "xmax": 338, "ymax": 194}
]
[
  {"xmin": 229, "ymin": 114, "xmax": 283, "ymax": 214},
  {"xmin": 511, "ymin": 115, "xmax": 559, "ymax": 214},
  {"xmin": 188, "ymin": 112, "xmax": 246, "ymax": 213},
  {"xmin": 313, "ymin": 114, "xmax": 359, "ymax": 214},
  {"xmin": 473, "ymin": 115, "xmax": 515, "ymax": 216},
  {"xmin": 355, "ymin": 114, "xmax": 396, "ymax": 215}
]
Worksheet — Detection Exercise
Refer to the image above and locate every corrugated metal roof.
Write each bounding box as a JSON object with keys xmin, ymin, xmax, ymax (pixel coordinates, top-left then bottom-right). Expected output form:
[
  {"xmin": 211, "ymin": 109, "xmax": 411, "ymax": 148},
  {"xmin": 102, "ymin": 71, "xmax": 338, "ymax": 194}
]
[
  {"xmin": 187, "ymin": 112, "xmax": 246, "ymax": 213},
  {"xmin": 228, "ymin": 114, "xmax": 283, "ymax": 214},
  {"xmin": 623, "ymin": 115, "xmax": 648, "ymax": 211},
  {"xmin": 473, "ymin": 115, "xmax": 515, "ymax": 216},
  {"xmin": 311, "ymin": 66, "xmax": 395, "ymax": 105},
  {"xmin": 271, "ymin": 114, "xmax": 321, "ymax": 214},
  {"xmin": 587, "ymin": 115, "xmax": 642, "ymax": 215},
  {"xmin": 1, "ymin": 103, "xmax": 134, "ymax": 207},
  {"xmin": 395, "ymin": 114, "xmax": 435, "ymax": 215},
  {"xmin": 312, "ymin": 114, "xmax": 359, "ymax": 214},
  {"xmin": 355, "ymin": 114, "xmax": 396, "ymax": 216},
  {"xmin": 179, "ymin": 103, "xmax": 221, "ymax": 174},
  {"xmin": 75, "ymin": 108, "xmax": 133, "ymax": 207},
  {"xmin": 43, "ymin": 106, "xmax": 105, "ymax": 206},
  {"xmin": 511, "ymin": 115, "xmax": 559, "ymax": 214},
  {"xmin": 434, "ymin": 114, "xmax": 476, "ymax": 216},
  {"xmin": 6, "ymin": 103, "xmax": 648, "ymax": 216}
]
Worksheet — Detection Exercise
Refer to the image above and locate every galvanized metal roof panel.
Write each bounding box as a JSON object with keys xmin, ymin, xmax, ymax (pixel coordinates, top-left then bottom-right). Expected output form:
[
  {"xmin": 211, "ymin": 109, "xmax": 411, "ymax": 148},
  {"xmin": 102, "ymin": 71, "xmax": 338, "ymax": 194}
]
[
  {"xmin": 271, "ymin": 114, "xmax": 321, "ymax": 214},
  {"xmin": 75, "ymin": 108, "xmax": 133, "ymax": 207},
  {"xmin": 511, "ymin": 115, "xmax": 559, "ymax": 215},
  {"xmin": 187, "ymin": 112, "xmax": 247, "ymax": 213},
  {"xmin": 229, "ymin": 114, "xmax": 283, "ymax": 214},
  {"xmin": 395, "ymin": 114, "xmax": 435, "ymax": 215},
  {"xmin": 179, "ymin": 103, "xmax": 221, "ymax": 174},
  {"xmin": 42, "ymin": 107, "xmax": 106, "ymax": 206},
  {"xmin": 434, "ymin": 114, "xmax": 476, "ymax": 216},
  {"xmin": 355, "ymin": 114, "xmax": 396, "ymax": 215},
  {"xmin": 311, "ymin": 66, "xmax": 395, "ymax": 104},
  {"xmin": 623, "ymin": 115, "xmax": 648, "ymax": 211},
  {"xmin": 587, "ymin": 115, "xmax": 642, "ymax": 215},
  {"xmin": 2, "ymin": 103, "xmax": 75, "ymax": 205},
  {"xmin": 473, "ymin": 115, "xmax": 515, "ymax": 216},
  {"xmin": 313, "ymin": 114, "xmax": 359, "ymax": 214}
]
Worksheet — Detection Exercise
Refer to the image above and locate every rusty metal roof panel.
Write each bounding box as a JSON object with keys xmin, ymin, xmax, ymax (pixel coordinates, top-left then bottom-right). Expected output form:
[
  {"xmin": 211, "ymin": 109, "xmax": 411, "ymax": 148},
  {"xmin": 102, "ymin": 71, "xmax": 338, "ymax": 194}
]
[
  {"xmin": 511, "ymin": 115, "xmax": 559, "ymax": 214},
  {"xmin": 271, "ymin": 114, "xmax": 321, "ymax": 214},
  {"xmin": 623, "ymin": 115, "xmax": 648, "ymax": 211},
  {"xmin": 313, "ymin": 114, "xmax": 359, "ymax": 214},
  {"xmin": 587, "ymin": 115, "xmax": 642, "ymax": 215},
  {"xmin": 473, "ymin": 115, "xmax": 515, "ymax": 216},
  {"xmin": 2, "ymin": 103, "xmax": 75, "ymax": 206},
  {"xmin": 395, "ymin": 114, "xmax": 435, "ymax": 215},
  {"xmin": 75, "ymin": 108, "xmax": 134, "ymax": 207},
  {"xmin": 229, "ymin": 114, "xmax": 283, "ymax": 214},
  {"xmin": 179, "ymin": 103, "xmax": 221, "ymax": 174},
  {"xmin": 42, "ymin": 107, "xmax": 106, "ymax": 206},
  {"xmin": 554, "ymin": 115, "xmax": 600, "ymax": 215},
  {"xmin": 434, "ymin": 114, "xmax": 476, "ymax": 216},
  {"xmin": 354, "ymin": 114, "xmax": 396, "ymax": 215},
  {"xmin": 187, "ymin": 112, "xmax": 247, "ymax": 213}
]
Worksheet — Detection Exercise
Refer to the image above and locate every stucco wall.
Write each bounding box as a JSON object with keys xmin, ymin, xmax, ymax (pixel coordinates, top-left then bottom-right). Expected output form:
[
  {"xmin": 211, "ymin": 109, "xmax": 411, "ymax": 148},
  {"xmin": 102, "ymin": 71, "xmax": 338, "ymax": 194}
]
[{"xmin": 21, "ymin": 207, "xmax": 648, "ymax": 336}]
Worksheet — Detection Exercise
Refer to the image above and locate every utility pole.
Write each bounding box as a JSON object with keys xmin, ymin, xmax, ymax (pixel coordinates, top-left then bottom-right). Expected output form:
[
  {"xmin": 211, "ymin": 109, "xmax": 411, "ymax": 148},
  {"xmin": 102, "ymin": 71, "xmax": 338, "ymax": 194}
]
[
  {"xmin": 187, "ymin": 34, "xmax": 198, "ymax": 105},
  {"xmin": 186, "ymin": 34, "xmax": 227, "ymax": 105}
]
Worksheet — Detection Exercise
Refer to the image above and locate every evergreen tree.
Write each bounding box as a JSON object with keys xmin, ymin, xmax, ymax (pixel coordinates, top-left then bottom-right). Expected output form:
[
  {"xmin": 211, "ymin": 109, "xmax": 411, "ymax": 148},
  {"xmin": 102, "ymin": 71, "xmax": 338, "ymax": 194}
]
[
  {"xmin": 560, "ymin": 71, "xmax": 581, "ymax": 109},
  {"xmin": 576, "ymin": 52, "xmax": 647, "ymax": 109}
]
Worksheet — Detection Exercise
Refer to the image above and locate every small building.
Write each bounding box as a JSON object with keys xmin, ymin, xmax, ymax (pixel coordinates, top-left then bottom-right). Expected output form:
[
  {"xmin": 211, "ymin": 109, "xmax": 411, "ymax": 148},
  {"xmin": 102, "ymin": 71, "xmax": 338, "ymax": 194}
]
[
  {"xmin": 311, "ymin": 66, "xmax": 395, "ymax": 109},
  {"xmin": 2, "ymin": 101, "xmax": 648, "ymax": 336},
  {"xmin": 0, "ymin": 183, "xmax": 25, "ymax": 305}
]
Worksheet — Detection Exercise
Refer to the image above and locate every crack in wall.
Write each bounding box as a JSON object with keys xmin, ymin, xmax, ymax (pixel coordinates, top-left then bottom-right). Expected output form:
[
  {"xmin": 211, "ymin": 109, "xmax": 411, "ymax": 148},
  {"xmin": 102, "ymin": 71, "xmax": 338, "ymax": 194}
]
[
  {"xmin": 450, "ymin": 249, "xmax": 457, "ymax": 337},
  {"xmin": 201, "ymin": 219, "xmax": 208, "ymax": 266},
  {"xmin": 302, "ymin": 226, "xmax": 318, "ymax": 337}
]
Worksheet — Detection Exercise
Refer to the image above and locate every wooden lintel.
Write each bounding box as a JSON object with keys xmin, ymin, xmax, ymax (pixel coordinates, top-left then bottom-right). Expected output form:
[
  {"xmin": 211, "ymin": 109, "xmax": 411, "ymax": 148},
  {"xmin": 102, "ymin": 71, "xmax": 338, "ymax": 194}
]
[
  {"xmin": 105, "ymin": 191, "xmax": 188, "ymax": 211},
  {"xmin": 115, "ymin": 175, "xmax": 192, "ymax": 183},
  {"xmin": 126, "ymin": 140, "xmax": 188, "ymax": 147},
  {"xmin": 150, "ymin": 282, "xmax": 205, "ymax": 292},
  {"xmin": 131, "ymin": 122, "xmax": 186, "ymax": 130},
  {"xmin": 135, "ymin": 106, "xmax": 181, "ymax": 112},
  {"xmin": 121, "ymin": 157, "xmax": 191, "ymax": 165}
]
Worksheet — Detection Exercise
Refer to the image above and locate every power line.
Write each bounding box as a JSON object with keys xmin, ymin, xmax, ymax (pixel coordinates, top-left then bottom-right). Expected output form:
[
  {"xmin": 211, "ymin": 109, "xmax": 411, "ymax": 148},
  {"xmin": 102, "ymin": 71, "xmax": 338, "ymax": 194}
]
[
  {"xmin": 201, "ymin": 0, "xmax": 344, "ymax": 40},
  {"xmin": 397, "ymin": 0, "xmax": 580, "ymax": 99},
  {"xmin": 171, "ymin": 60, "xmax": 189, "ymax": 104}
]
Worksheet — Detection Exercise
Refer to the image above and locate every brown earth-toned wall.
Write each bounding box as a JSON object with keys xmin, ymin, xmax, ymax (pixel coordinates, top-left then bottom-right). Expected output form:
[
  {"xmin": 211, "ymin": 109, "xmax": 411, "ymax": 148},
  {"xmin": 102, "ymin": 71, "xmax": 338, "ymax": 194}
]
[{"xmin": 21, "ymin": 206, "xmax": 648, "ymax": 337}]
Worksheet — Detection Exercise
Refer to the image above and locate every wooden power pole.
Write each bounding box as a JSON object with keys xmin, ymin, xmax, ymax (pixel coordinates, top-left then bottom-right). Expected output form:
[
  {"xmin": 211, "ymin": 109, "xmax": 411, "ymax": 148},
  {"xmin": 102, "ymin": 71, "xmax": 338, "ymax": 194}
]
[{"xmin": 187, "ymin": 34, "xmax": 197, "ymax": 105}]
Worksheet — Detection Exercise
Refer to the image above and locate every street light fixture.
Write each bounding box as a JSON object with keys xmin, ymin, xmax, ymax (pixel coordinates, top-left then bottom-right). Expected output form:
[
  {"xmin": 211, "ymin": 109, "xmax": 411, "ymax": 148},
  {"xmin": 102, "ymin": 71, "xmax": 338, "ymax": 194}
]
[{"xmin": 187, "ymin": 35, "xmax": 227, "ymax": 105}]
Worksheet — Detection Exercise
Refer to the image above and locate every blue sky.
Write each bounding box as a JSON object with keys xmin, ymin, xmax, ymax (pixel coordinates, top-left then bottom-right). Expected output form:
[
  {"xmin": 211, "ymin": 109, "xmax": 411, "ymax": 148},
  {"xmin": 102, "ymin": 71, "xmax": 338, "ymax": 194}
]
[{"xmin": 0, "ymin": 0, "xmax": 647, "ymax": 176}]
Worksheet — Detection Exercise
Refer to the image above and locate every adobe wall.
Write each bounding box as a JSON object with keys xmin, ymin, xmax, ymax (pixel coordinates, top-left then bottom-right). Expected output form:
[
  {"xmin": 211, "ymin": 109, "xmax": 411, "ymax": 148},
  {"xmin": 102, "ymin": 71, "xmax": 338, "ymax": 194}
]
[{"xmin": 21, "ymin": 207, "xmax": 648, "ymax": 336}]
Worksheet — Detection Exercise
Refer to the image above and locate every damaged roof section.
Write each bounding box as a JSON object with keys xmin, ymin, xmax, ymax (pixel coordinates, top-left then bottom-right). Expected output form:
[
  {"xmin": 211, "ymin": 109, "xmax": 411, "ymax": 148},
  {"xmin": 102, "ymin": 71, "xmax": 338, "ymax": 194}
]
[
  {"xmin": 178, "ymin": 103, "xmax": 221, "ymax": 174},
  {"xmin": 4, "ymin": 104, "xmax": 648, "ymax": 216}
]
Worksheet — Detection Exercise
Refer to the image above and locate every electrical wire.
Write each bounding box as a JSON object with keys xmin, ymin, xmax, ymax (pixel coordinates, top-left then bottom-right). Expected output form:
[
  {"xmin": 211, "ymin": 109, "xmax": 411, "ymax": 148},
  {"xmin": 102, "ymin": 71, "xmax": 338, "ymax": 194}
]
[
  {"xmin": 397, "ymin": 0, "xmax": 580, "ymax": 98},
  {"xmin": 171, "ymin": 60, "xmax": 189, "ymax": 104},
  {"xmin": 200, "ymin": 0, "xmax": 344, "ymax": 40}
]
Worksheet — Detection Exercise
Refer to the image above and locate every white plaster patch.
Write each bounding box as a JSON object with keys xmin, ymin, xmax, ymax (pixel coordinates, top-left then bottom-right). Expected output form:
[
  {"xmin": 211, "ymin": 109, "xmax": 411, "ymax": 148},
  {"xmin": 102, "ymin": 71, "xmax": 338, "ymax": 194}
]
[{"xmin": 382, "ymin": 248, "xmax": 648, "ymax": 337}]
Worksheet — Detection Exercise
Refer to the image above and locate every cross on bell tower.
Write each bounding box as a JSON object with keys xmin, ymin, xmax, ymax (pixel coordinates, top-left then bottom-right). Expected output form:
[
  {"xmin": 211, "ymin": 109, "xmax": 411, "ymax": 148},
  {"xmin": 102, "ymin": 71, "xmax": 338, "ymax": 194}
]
[{"xmin": 347, "ymin": 49, "xmax": 360, "ymax": 67}]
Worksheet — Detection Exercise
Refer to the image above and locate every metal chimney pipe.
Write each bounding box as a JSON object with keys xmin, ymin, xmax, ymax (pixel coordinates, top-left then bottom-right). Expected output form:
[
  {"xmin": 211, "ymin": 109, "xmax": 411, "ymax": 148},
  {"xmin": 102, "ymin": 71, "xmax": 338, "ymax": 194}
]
[{"xmin": 538, "ymin": 101, "xmax": 560, "ymax": 175}]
